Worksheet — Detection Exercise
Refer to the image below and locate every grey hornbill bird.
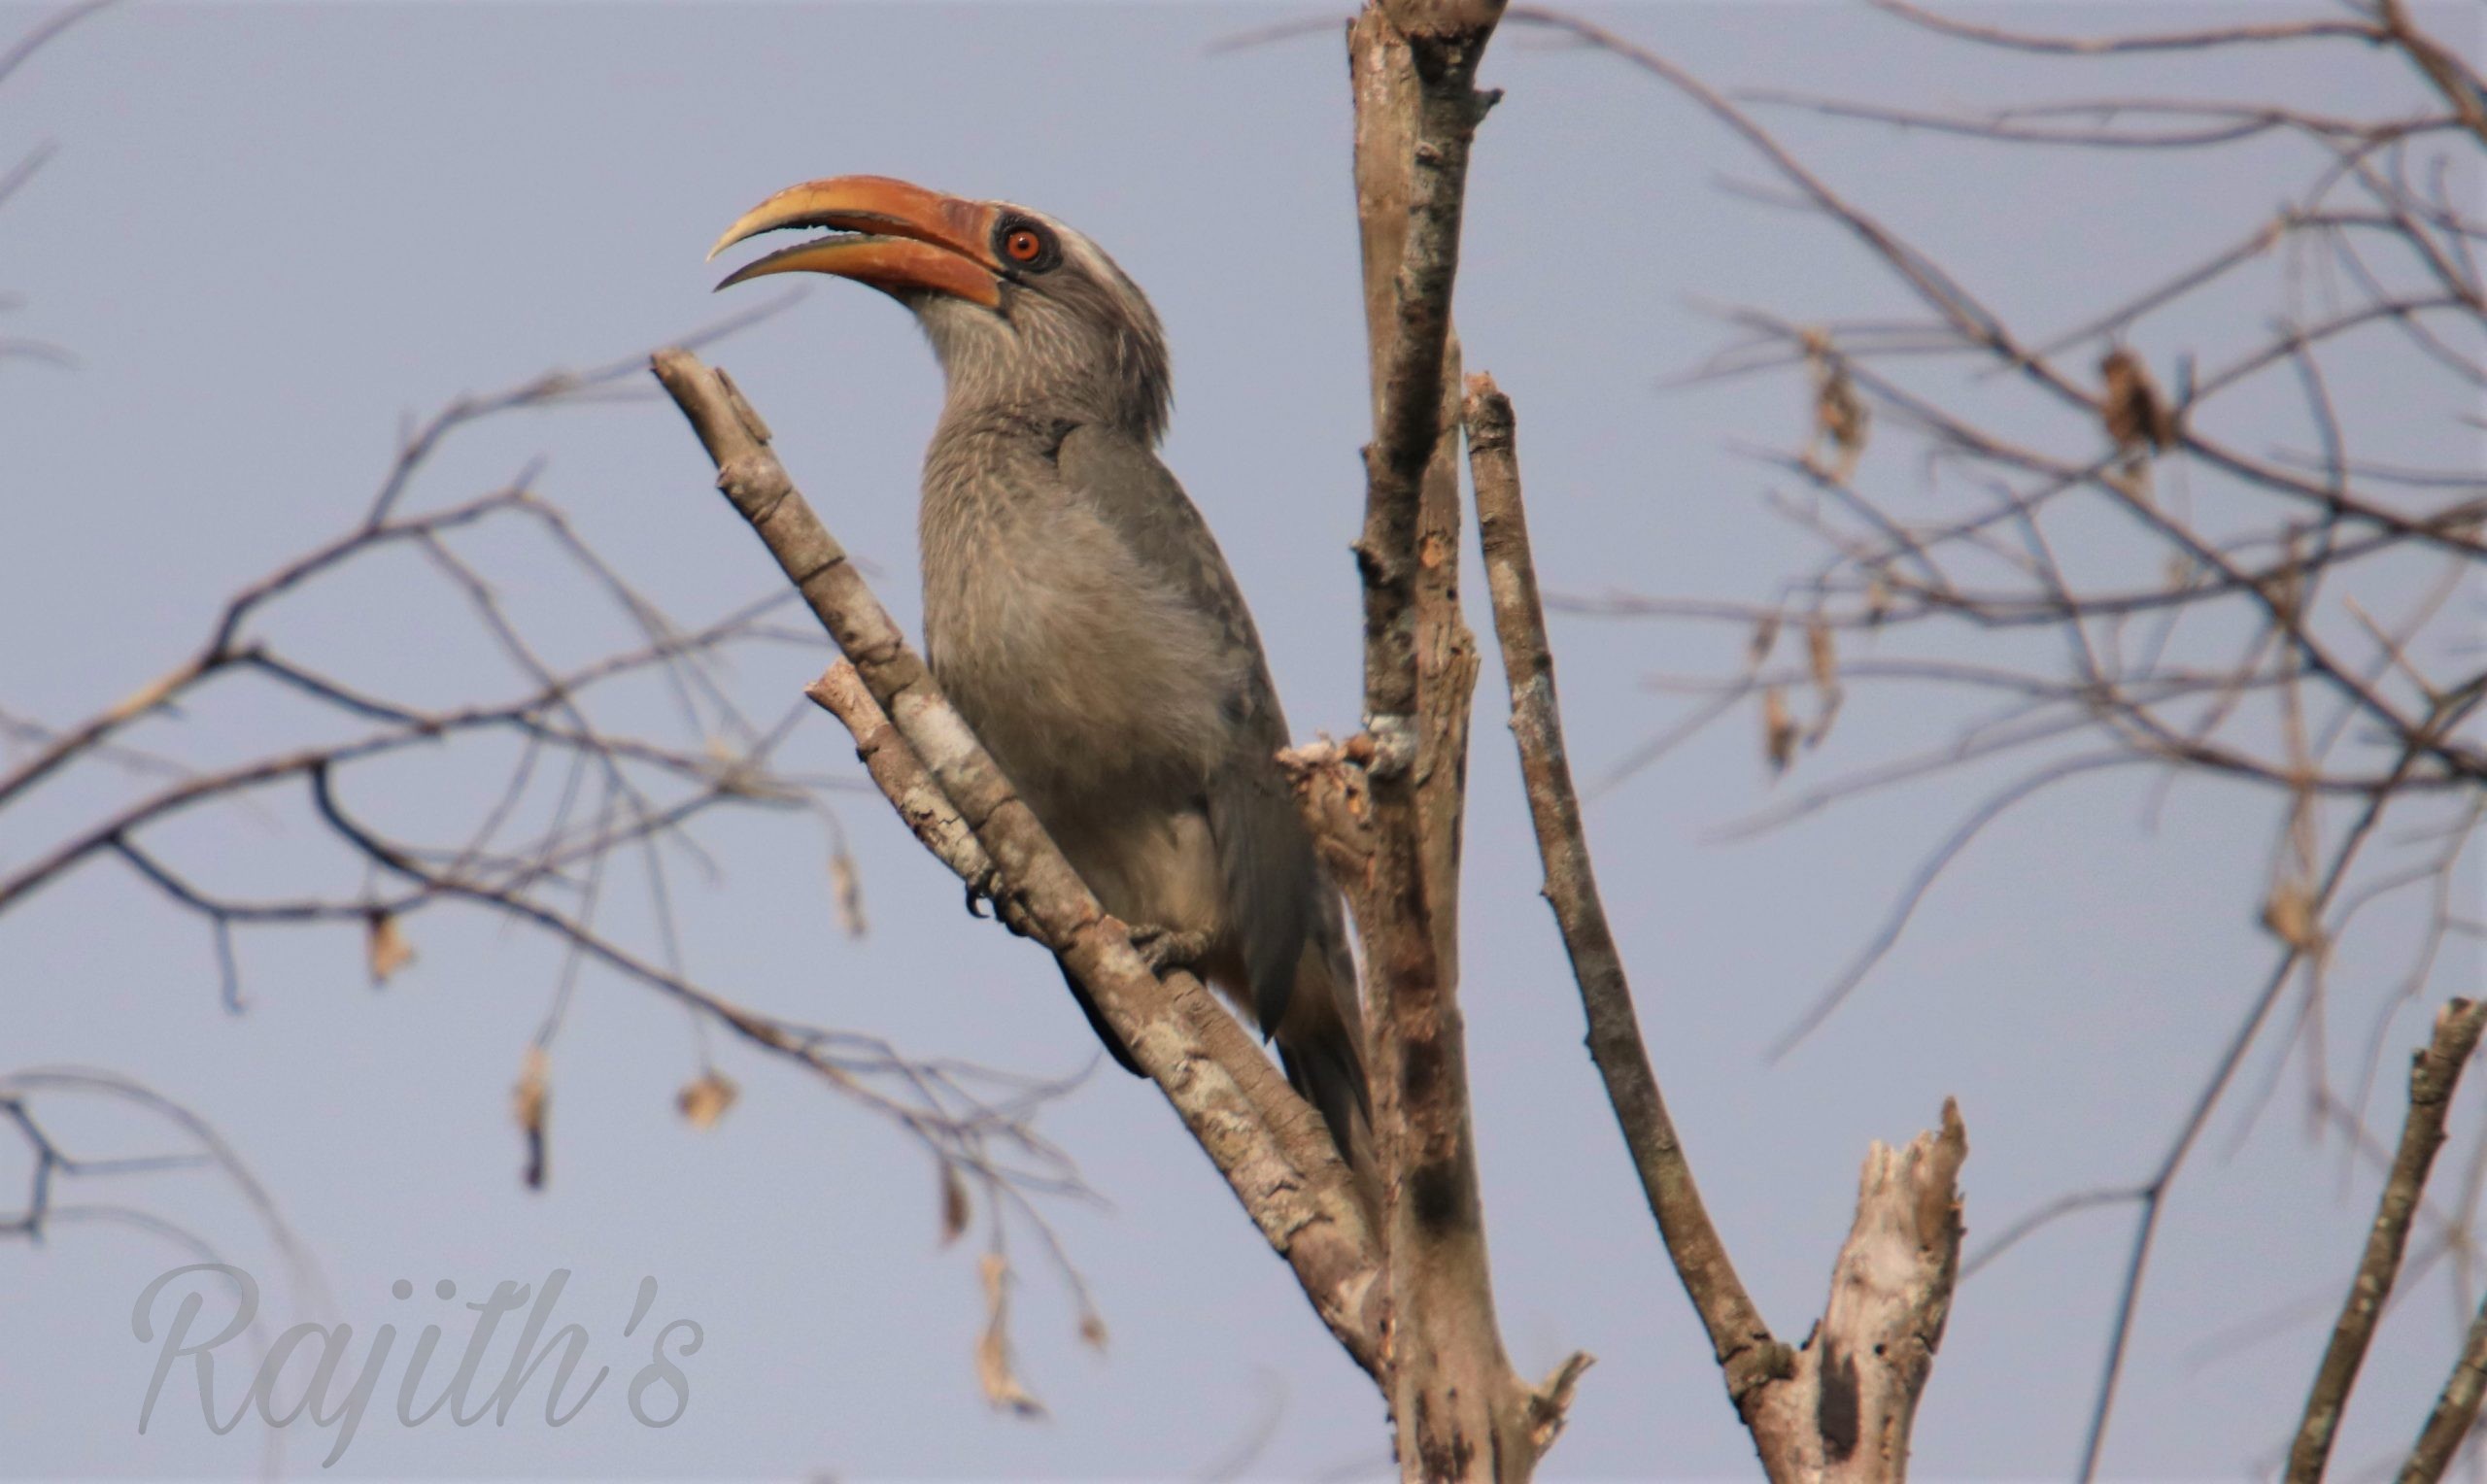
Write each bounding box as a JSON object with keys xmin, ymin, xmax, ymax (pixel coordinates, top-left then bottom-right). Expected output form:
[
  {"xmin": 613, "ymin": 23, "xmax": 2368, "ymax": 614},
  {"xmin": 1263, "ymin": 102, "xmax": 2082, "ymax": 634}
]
[{"xmin": 707, "ymin": 175, "xmax": 1375, "ymax": 1183}]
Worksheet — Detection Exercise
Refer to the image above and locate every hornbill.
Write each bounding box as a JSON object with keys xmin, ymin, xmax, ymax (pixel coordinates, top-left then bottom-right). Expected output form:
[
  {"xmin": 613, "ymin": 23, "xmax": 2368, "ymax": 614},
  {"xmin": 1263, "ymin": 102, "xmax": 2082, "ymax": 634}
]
[{"xmin": 708, "ymin": 176, "xmax": 1375, "ymax": 1185}]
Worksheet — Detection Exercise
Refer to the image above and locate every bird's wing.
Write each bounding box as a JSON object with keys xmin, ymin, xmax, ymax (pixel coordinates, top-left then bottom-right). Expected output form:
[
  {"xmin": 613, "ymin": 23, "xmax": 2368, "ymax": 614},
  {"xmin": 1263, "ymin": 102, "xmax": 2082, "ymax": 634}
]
[{"xmin": 1055, "ymin": 423, "xmax": 1318, "ymax": 1036}]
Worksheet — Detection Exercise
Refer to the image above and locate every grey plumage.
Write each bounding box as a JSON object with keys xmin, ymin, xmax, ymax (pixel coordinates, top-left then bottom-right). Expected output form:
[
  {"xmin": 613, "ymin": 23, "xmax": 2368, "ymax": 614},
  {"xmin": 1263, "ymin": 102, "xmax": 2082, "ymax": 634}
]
[{"xmin": 711, "ymin": 181, "xmax": 1373, "ymax": 1180}]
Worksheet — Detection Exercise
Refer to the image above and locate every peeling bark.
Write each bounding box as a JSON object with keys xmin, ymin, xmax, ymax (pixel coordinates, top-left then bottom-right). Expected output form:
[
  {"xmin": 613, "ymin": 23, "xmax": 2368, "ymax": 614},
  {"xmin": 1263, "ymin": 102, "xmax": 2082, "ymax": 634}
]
[
  {"xmin": 1343, "ymin": 3, "xmax": 1585, "ymax": 1478},
  {"xmin": 1745, "ymin": 1103, "xmax": 1968, "ymax": 1482}
]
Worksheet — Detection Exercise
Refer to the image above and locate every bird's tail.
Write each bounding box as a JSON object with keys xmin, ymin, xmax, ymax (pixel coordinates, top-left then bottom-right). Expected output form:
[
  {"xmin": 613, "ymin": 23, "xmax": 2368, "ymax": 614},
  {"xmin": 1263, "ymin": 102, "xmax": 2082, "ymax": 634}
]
[
  {"xmin": 1059, "ymin": 930, "xmax": 1373, "ymax": 1213},
  {"xmin": 1276, "ymin": 927, "xmax": 1379, "ymax": 1222}
]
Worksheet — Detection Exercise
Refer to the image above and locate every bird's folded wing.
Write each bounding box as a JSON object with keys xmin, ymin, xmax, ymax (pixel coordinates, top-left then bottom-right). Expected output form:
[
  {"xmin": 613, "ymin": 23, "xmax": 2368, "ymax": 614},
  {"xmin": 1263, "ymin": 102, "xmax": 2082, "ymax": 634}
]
[{"xmin": 1055, "ymin": 424, "xmax": 1319, "ymax": 1037}]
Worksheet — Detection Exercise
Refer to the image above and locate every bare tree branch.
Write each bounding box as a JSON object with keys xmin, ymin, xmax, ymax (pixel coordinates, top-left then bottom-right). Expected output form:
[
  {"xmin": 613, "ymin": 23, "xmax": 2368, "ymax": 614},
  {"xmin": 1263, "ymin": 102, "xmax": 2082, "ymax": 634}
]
[
  {"xmin": 0, "ymin": 0, "xmax": 112, "ymax": 91},
  {"xmin": 1336, "ymin": 3, "xmax": 1609, "ymax": 1474},
  {"xmin": 1866, "ymin": 1, "xmax": 2380, "ymax": 57},
  {"xmin": 1466, "ymin": 374, "xmax": 1773, "ymax": 1388},
  {"xmin": 2293, "ymin": 997, "xmax": 2487, "ymax": 1481},
  {"xmin": 2405, "ymin": 1282, "xmax": 2487, "ymax": 1483},
  {"xmin": 1746, "ymin": 1103, "xmax": 1969, "ymax": 1482},
  {"xmin": 1467, "ymin": 372, "xmax": 1966, "ymax": 1478}
]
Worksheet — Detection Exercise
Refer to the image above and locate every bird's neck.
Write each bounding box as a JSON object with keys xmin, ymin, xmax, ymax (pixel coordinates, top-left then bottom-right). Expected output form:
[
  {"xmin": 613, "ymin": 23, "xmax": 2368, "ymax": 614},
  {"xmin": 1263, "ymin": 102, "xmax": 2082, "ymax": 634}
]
[
  {"xmin": 923, "ymin": 405, "xmax": 1066, "ymax": 478},
  {"xmin": 931, "ymin": 377, "xmax": 1158, "ymax": 452},
  {"xmin": 916, "ymin": 301, "xmax": 1169, "ymax": 447}
]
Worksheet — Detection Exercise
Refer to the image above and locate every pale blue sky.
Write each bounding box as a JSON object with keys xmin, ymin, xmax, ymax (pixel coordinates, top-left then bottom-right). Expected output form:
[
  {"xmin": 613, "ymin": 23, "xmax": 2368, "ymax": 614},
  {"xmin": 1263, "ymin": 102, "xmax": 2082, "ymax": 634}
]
[{"xmin": 1, "ymin": 2, "xmax": 2479, "ymax": 1478}]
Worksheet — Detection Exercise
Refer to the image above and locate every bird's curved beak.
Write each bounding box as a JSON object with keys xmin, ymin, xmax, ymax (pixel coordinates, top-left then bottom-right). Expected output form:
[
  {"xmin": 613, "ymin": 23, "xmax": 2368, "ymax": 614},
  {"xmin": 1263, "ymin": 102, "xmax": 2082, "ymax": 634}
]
[{"xmin": 707, "ymin": 175, "xmax": 1003, "ymax": 308}]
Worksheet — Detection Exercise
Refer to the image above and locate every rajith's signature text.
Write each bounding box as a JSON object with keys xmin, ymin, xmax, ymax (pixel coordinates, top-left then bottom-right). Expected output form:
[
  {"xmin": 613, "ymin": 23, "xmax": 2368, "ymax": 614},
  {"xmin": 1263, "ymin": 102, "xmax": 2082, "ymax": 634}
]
[{"xmin": 133, "ymin": 1265, "xmax": 702, "ymax": 1467}]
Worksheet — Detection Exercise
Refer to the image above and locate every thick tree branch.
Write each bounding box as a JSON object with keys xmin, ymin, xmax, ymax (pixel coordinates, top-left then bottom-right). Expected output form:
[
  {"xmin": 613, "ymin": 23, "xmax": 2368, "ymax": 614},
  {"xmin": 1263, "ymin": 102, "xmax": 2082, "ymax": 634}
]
[
  {"xmin": 1466, "ymin": 375, "xmax": 1965, "ymax": 1478},
  {"xmin": 2292, "ymin": 997, "xmax": 2487, "ymax": 1481},
  {"xmin": 1742, "ymin": 1104, "xmax": 1968, "ymax": 1482},
  {"xmin": 651, "ymin": 349, "xmax": 1386, "ymax": 1376},
  {"xmin": 1341, "ymin": 3, "xmax": 1579, "ymax": 1478}
]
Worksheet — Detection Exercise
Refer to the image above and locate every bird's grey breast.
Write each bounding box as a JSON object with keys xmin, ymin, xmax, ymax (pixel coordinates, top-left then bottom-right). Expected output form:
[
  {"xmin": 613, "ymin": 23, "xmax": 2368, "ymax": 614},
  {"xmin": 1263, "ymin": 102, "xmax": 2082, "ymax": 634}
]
[{"xmin": 916, "ymin": 419, "xmax": 1247, "ymax": 815}]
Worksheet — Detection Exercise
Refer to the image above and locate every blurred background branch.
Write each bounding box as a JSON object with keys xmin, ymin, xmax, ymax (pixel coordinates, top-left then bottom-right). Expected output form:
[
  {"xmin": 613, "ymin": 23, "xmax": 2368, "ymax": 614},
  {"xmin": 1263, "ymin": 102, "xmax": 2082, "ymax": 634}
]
[
  {"xmin": 1518, "ymin": 3, "xmax": 2487, "ymax": 1475},
  {"xmin": 0, "ymin": 310, "xmax": 1099, "ymax": 1323}
]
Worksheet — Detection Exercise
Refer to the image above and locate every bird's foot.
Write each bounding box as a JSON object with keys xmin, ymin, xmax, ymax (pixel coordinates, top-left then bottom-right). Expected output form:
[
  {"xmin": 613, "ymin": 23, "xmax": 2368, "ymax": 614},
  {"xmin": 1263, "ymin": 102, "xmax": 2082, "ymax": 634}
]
[
  {"xmin": 967, "ymin": 872, "xmax": 1038, "ymax": 939},
  {"xmin": 1127, "ymin": 925, "xmax": 1210, "ymax": 976}
]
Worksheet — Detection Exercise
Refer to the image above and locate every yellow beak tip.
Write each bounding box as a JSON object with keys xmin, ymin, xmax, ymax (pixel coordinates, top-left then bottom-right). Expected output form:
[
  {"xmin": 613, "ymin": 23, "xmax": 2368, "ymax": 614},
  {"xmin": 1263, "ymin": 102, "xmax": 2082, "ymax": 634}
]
[{"xmin": 705, "ymin": 219, "xmax": 764, "ymax": 262}]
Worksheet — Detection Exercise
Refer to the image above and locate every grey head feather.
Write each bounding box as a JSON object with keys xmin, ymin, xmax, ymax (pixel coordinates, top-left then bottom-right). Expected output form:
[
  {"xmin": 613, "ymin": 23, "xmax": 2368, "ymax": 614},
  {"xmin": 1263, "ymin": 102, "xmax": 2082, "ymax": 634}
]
[{"xmin": 910, "ymin": 208, "xmax": 1172, "ymax": 446}]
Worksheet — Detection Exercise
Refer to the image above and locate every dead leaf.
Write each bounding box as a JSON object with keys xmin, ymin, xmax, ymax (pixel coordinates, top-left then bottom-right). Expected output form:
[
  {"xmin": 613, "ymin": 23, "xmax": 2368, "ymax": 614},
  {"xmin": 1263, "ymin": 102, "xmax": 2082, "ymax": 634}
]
[
  {"xmin": 2260, "ymin": 880, "xmax": 2326, "ymax": 959},
  {"xmin": 2263, "ymin": 532, "xmax": 2306, "ymax": 623},
  {"xmin": 1864, "ymin": 572, "xmax": 1892, "ymax": 627},
  {"xmin": 513, "ymin": 1047, "xmax": 550, "ymax": 1191},
  {"xmin": 676, "ymin": 1070, "xmax": 738, "ymax": 1131},
  {"xmin": 939, "ymin": 1163, "xmax": 970, "ymax": 1246},
  {"xmin": 1078, "ymin": 1312, "xmax": 1109, "ymax": 1353},
  {"xmin": 1804, "ymin": 618, "xmax": 1843, "ymax": 749},
  {"xmin": 1747, "ymin": 612, "xmax": 1782, "ymax": 668},
  {"xmin": 1805, "ymin": 618, "xmax": 1836, "ymax": 693},
  {"xmin": 830, "ymin": 847, "xmax": 868, "ymax": 940},
  {"xmin": 702, "ymin": 735, "xmax": 747, "ymax": 793},
  {"xmin": 974, "ymin": 1252, "xmax": 1044, "ymax": 1417},
  {"xmin": 1762, "ymin": 687, "xmax": 1797, "ymax": 775},
  {"xmin": 2100, "ymin": 348, "xmax": 2176, "ymax": 455},
  {"xmin": 1806, "ymin": 329, "xmax": 1869, "ymax": 481},
  {"xmin": 2262, "ymin": 787, "xmax": 2326, "ymax": 960},
  {"xmin": 365, "ymin": 909, "xmax": 415, "ymax": 986}
]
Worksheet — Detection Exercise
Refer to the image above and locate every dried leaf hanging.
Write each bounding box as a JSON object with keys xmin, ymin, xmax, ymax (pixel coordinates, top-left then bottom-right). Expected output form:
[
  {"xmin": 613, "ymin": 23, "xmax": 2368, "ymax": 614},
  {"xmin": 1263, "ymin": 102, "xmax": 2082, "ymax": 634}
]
[
  {"xmin": 513, "ymin": 1047, "xmax": 551, "ymax": 1191},
  {"xmin": 1762, "ymin": 687, "xmax": 1798, "ymax": 775},
  {"xmin": 939, "ymin": 1162, "xmax": 970, "ymax": 1246},
  {"xmin": 676, "ymin": 1070, "xmax": 738, "ymax": 1131},
  {"xmin": 831, "ymin": 846, "xmax": 869, "ymax": 939},
  {"xmin": 1806, "ymin": 329, "xmax": 1869, "ymax": 482},
  {"xmin": 1804, "ymin": 617, "xmax": 1844, "ymax": 749},
  {"xmin": 1747, "ymin": 612, "xmax": 1782, "ymax": 669},
  {"xmin": 365, "ymin": 909, "xmax": 415, "ymax": 986},
  {"xmin": 973, "ymin": 1252, "xmax": 1044, "ymax": 1417},
  {"xmin": 2260, "ymin": 880, "xmax": 2325, "ymax": 958},
  {"xmin": 2100, "ymin": 348, "xmax": 2176, "ymax": 456}
]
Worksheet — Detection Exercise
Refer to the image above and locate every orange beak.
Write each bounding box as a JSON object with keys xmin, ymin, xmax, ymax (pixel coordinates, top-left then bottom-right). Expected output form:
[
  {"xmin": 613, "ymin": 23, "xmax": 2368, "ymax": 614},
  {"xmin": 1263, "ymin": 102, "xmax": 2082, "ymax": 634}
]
[{"xmin": 706, "ymin": 175, "xmax": 1004, "ymax": 308}]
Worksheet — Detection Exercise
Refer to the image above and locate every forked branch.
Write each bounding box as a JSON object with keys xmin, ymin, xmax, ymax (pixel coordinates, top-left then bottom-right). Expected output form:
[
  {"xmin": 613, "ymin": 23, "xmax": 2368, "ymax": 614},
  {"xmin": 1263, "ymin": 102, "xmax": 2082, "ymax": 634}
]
[{"xmin": 1467, "ymin": 373, "xmax": 1966, "ymax": 1479}]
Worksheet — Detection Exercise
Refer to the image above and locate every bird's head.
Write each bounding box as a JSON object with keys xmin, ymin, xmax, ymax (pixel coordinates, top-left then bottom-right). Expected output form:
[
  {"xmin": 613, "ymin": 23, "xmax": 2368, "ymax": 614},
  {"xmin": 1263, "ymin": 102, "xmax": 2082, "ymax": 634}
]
[{"xmin": 709, "ymin": 175, "xmax": 1171, "ymax": 445}]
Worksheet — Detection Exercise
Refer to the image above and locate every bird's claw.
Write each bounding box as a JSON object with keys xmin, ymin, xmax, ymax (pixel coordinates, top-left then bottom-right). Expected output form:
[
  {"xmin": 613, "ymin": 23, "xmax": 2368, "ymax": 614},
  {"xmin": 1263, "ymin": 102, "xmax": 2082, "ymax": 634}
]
[
  {"xmin": 968, "ymin": 872, "xmax": 1039, "ymax": 939},
  {"xmin": 1128, "ymin": 925, "xmax": 1210, "ymax": 976}
]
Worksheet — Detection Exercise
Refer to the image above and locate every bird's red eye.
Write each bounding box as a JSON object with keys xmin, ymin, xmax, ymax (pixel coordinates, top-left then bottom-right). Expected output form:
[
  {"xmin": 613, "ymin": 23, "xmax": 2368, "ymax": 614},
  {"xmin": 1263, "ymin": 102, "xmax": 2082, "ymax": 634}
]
[{"xmin": 1004, "ymin": 228, "xmax": 1043, "ymax": 262}]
